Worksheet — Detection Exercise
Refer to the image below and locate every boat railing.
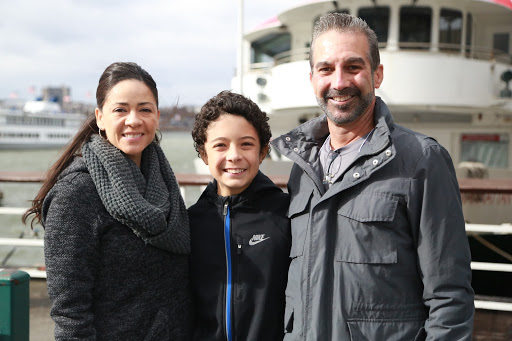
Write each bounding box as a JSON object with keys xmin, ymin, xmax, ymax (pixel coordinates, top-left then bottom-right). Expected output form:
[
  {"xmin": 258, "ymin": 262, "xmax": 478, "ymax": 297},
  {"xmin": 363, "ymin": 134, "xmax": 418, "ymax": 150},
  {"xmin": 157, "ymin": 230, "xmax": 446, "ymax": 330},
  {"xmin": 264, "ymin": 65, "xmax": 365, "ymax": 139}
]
[
  {"xmin": 273, "ymin": 48, "xmax": 310, "ymax": 66},
  {"xmin": 250, "ymin": 43, "xmax": 511, "ymax": 70},
  {"xmin": 1, "ymin": 172, "xmax": 511, "ymax": 312}
]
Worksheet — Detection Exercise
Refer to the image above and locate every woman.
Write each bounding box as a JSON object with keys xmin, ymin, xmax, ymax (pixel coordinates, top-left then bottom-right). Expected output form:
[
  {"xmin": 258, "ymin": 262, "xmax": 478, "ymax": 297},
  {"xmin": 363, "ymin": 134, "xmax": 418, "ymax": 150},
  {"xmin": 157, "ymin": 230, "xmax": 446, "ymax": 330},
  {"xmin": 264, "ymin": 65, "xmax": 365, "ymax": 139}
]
[{"xmin": 23, "ymin": 62, "xmax": 192, "ymax": 340}]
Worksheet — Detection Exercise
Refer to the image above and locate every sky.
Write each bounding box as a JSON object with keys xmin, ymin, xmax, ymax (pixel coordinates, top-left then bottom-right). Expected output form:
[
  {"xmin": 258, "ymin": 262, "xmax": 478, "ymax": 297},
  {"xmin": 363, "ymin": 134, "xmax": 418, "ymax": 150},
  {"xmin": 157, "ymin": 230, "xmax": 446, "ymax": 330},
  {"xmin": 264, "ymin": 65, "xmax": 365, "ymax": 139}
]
[{"xmin": 0, "ymin": 0, "xmax": 301, "ymax": 108}]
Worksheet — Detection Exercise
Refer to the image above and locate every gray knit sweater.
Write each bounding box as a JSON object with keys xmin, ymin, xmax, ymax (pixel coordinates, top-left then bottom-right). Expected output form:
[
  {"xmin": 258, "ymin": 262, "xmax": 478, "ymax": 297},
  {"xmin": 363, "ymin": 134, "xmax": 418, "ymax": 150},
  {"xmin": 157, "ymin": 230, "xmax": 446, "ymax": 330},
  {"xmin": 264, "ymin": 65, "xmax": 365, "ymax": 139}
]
[{"xmin": 42, "ymin": 157, "xmax": 192, "ymax": 340}]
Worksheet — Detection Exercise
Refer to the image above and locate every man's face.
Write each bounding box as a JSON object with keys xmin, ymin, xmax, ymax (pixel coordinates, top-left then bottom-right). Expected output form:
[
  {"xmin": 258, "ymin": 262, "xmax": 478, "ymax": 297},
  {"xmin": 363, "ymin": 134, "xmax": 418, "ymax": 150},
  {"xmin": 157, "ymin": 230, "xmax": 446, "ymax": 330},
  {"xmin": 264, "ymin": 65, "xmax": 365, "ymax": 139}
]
[{"xmin": 310, "ymin": 30, "xmax": 383, "ymax": 125}]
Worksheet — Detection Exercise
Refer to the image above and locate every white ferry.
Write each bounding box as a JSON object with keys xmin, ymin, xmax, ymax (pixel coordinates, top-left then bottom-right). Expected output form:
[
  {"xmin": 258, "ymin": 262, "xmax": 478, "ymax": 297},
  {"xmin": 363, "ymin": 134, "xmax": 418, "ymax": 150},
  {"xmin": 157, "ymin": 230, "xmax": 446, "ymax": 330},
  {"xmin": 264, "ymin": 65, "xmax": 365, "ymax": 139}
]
[
  {"xmin": 0, "ymin": 100, "xmax": 85, "ymax": 149},
  {"xmin": 233, "ymin": 0, "xmax": 512, "ymax": 182}
]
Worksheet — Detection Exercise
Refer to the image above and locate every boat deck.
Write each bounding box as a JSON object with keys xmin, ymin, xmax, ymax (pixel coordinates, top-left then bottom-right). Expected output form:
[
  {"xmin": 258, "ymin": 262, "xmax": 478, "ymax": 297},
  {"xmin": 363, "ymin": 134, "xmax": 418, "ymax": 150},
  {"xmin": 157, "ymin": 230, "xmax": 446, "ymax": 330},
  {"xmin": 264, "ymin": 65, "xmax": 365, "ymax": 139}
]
[{"xmin": 27, "ymin": 279, "xmax": 512, "ymax": 340}]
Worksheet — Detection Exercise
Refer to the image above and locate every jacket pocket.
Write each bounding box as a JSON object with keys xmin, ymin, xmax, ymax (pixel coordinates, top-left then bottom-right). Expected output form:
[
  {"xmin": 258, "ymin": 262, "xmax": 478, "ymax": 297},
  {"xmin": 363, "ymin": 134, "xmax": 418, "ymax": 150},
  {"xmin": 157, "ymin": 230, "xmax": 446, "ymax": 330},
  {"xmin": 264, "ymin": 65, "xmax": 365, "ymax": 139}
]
[
  {"xmin": 347, "ymin": 320, "xmax": 426, "ymax": 341},
  {"xmin": 336, "ymin": 193, "xmax": 398, "ymax": 264},
  {"xmin": 347, "ymin": 302, "xmax": 427, "ymax": 340},
  {"xmin": 287, "ymin": 189, "xmax": 312, "ymax": 258}
]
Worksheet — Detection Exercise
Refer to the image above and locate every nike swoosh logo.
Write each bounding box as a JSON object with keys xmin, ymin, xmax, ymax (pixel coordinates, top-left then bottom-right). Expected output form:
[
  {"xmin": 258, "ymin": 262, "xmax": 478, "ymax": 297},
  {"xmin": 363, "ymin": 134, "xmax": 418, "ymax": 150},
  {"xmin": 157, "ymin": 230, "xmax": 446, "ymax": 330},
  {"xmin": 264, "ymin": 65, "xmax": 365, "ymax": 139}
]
[{"xmin": 248, "ymin": 237, "xmax": 270, "ymax": 246}]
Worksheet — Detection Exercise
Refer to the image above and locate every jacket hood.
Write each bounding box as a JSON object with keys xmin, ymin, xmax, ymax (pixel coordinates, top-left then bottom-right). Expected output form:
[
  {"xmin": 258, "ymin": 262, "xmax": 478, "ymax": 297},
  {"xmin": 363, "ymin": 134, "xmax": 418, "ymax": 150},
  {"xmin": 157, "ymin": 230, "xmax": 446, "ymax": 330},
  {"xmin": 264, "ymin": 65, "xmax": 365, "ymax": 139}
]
[
  {"xmin": 59, "ymin": 156, "xmax": 89, "ymax": 179},
  {"xmin": 200, "ymin": 170, "xmax": 283, "ymax": 207}
]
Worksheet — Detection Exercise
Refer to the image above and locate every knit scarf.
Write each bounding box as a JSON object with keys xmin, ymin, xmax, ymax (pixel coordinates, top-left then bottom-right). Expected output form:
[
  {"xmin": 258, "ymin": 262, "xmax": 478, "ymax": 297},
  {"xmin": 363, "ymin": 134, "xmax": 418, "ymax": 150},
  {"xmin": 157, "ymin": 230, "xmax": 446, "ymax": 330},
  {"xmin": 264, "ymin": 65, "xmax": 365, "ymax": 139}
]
[{"xmin": 82, "ymin": 135, "xmax": 190, "ymax": 254}]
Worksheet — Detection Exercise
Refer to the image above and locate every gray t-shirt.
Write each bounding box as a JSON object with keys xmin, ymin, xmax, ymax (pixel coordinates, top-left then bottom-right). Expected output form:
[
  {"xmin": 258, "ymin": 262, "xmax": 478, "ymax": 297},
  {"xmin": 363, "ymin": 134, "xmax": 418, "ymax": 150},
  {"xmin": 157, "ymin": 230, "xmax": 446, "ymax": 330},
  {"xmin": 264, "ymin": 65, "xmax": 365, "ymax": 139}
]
[{"xmin": 318, "ymin": 130, "xmax": 374, "ymax": 188}]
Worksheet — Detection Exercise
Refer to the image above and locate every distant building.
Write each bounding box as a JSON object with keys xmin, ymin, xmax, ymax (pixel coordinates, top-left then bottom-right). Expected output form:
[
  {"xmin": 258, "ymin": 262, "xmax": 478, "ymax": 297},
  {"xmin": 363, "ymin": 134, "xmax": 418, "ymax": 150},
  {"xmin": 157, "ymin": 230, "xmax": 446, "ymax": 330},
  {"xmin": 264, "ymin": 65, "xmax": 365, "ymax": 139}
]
[
  {"xmin": 42, "ymin": 86, "xmax": 71, "ymax": 107},
  {"xmin": 159, "ymin": 105, "xmax": 197, "ymax": 131},
  {"xmin": 0, "ymin": 98, "xmax": 26, "ymax": 110}
]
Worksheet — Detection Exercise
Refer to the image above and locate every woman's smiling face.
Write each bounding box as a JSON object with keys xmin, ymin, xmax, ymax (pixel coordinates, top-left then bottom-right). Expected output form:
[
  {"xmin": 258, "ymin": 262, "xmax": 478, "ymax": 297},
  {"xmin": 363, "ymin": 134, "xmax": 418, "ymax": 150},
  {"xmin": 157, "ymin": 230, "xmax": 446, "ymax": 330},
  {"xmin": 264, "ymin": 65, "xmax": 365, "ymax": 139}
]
[{"xmin": 95, "ymin": 79, "xmax": 160, "ymax": 166}]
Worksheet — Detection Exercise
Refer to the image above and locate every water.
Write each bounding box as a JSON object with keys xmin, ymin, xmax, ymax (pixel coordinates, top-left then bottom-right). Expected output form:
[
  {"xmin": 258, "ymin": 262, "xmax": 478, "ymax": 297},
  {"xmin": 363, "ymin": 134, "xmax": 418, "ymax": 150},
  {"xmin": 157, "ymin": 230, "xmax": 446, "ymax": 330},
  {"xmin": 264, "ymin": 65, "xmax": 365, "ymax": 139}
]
[{"xmin": 0, "ymin": 131, "xmax": 201, "ymax": 267}]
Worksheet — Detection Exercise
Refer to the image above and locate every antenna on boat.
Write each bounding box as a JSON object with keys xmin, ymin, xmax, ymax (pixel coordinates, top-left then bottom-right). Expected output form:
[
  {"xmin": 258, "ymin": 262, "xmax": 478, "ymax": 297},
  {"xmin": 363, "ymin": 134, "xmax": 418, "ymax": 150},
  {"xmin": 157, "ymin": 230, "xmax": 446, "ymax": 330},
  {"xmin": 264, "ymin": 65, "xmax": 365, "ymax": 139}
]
[{"xmin": 237, "ymin": 0, "xmax": 244, "ymax": 95}]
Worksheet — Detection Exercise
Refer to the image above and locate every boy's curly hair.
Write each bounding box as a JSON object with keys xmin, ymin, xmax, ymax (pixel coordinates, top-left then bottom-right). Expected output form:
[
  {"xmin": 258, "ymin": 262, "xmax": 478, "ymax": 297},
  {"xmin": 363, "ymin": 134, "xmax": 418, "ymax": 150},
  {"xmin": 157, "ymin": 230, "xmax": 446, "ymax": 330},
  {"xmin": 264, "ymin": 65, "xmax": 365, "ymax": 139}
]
[{"xmin": 192, "ymin": 90, "xmax": 272, "ymax": 157}]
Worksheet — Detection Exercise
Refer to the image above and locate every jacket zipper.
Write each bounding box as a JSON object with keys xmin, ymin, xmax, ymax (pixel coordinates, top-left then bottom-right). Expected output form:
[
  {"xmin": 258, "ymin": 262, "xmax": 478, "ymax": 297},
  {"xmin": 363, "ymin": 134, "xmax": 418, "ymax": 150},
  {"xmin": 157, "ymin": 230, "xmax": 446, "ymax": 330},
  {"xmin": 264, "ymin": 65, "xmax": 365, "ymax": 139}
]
[
  {"xmin": 223, "ymin": 201, "xmax": 233, "ymax": 341},
  {"xmin": 236, "ymin": 235, "xmax": 243, "ymax": 301}
]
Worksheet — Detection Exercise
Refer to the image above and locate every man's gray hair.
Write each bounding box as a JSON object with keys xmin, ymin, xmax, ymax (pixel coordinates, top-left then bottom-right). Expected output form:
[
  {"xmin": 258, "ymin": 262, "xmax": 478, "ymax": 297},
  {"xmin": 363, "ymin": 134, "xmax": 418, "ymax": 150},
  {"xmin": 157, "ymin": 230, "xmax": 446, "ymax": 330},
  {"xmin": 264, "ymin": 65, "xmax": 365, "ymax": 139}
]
[{"xmin": 309, "ymin": 12, "xmax": 380, "ymax": 72}]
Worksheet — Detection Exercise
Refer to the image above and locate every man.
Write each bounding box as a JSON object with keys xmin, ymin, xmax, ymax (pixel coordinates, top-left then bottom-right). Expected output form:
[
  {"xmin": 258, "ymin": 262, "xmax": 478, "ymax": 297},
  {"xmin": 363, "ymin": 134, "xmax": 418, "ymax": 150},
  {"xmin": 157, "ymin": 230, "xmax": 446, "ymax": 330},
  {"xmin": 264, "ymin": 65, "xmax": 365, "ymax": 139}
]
[{"xmin": 271, "ymin": 13, "xmax": 474, "ymax": 340}]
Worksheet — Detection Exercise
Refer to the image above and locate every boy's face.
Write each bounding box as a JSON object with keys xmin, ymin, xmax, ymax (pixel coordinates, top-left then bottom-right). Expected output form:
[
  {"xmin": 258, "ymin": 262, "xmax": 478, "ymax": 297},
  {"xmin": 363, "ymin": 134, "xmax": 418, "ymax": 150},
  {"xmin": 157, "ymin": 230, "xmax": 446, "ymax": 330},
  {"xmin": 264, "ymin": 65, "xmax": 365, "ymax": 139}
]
[{"xmin": 201, "ymin": 113, "xmax": 267, "ymax": 196}]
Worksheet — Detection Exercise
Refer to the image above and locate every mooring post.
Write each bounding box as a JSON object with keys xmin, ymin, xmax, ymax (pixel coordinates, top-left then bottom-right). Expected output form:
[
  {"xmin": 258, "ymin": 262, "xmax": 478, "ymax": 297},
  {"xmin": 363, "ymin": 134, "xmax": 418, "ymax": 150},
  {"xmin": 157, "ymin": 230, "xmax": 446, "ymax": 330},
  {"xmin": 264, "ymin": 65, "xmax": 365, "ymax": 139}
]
[{"xmin": 0, "ymin": 269, "xmax": 30, "ymax": 341}]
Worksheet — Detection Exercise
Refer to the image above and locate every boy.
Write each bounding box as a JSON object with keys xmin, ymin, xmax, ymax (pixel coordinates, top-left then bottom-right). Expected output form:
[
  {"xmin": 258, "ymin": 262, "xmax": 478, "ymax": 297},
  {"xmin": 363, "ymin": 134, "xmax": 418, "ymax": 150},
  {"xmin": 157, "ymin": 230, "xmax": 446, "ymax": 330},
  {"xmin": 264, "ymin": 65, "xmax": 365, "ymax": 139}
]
[{"xmin": 189, "ymin": 90, "xmax": 291, "ymax": 341}]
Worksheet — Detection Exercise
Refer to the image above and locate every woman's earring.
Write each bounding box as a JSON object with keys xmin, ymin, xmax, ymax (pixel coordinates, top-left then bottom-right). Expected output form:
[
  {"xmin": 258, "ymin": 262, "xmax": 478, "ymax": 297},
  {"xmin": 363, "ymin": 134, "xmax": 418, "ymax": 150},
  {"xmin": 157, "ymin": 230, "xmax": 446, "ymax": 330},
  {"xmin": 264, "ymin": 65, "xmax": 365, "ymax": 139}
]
[
  {"xmin": 154, "ymin": 129, "xmax": 162, "ymax": 142},
  {"xmin": 99, "ymin": 128, "xmax": 107, "ymax": 140}
]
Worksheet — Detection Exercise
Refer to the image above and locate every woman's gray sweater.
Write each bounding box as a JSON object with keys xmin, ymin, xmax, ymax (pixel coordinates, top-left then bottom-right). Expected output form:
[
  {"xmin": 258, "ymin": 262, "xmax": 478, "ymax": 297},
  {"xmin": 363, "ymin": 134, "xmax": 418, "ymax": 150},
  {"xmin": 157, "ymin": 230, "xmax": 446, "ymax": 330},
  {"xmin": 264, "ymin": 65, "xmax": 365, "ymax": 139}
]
[{"xmin": 42, "ymin": 157, "xmax": 192, "ymax": 340}]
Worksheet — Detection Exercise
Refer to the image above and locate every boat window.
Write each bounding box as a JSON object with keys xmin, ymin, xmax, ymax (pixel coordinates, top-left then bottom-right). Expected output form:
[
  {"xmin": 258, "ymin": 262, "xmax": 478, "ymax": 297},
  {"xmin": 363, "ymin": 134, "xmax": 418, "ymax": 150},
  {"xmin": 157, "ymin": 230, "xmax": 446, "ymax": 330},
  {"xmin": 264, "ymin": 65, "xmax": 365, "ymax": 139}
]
[
  {"xmin": 314, "ymin": 8, "xmax": 350, "ymax": 26},
  {"xmin": 358, "ymin": 6, "xmax": 390, "ymax": 44},
  {"xmin": 493, "ymin": 33, "xmax": 510, "ymax": 56},
  {"xmin": 461, "ymin": 134, "xmax": 509, "ymax": 169},
  {"xmin": 465, "ymin": 13, "xmax": 473, "ymax": 56},
  {"xmin": 0, "ymin": 132, "xmax": 40, "ymax": 139},
  {"xmin": 399, "ymin": 6, "xmax": 432, "ymax": 49},
  {"xmin": 312, "ymin": 9, "xmax": 350, "ymax": 43},
  {"xmin": 439, "ymin": 8, "xmax": 462, "ymax": 52},
  {"xmin": 251, "ymin": 32, "xmax": 291, "ymax": 64}
]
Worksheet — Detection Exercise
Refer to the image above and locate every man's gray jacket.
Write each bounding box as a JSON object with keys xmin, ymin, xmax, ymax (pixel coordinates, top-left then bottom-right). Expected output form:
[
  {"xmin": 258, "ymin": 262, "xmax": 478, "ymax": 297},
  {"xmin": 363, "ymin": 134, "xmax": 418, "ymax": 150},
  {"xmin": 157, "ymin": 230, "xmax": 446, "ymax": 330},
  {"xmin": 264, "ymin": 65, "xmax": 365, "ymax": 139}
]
[{"xmin": 271, "ymin": 97, "xmax": 474, "ymax": 340}]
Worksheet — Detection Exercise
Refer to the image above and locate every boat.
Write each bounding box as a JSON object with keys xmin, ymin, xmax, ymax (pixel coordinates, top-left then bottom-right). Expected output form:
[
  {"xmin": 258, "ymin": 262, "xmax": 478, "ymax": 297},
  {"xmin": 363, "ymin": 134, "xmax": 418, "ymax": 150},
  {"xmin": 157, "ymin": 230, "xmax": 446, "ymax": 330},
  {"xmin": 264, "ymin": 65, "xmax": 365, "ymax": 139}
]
[
  {"xmin": 231, "ymin": 1, "xmax": 512, "ymax": 338},
  {"xmin": 232, "ymin": 0, "xmax": 512, "ymax": 221},
  {"xmin": 233, "ymin": 0, "xmax": 512, "ymax": 178},
  {"xmin": 0, "ymin": 100, "xmax": 85, "ymax": 149}
]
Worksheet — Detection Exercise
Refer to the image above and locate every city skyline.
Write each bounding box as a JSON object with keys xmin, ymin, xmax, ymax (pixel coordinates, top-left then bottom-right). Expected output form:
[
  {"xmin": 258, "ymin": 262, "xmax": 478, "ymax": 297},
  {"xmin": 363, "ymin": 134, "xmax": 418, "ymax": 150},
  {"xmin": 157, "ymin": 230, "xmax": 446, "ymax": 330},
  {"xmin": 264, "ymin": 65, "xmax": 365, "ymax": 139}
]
[{"xmin": 0, "ymin": 0, "xmax": 302, "ymax": 107}]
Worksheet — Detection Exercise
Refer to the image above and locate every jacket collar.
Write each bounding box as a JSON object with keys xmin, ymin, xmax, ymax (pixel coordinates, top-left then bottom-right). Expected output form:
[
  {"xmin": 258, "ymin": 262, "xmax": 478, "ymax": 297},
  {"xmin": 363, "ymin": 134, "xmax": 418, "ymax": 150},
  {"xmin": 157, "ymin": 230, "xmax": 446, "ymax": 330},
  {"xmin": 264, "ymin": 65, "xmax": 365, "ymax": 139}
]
[
  {"xmin": 273, "ymin": 97, "xmax": 393, "ymax": 157},
  {"xmin": 200, "ymin": 170, "xmax": 280, "ymax": 207},
  {"xmin": 361, "ymin": 97, "xmax": 393, "ymax": 156},
  {"xmin": 271, "ymin": 97, "xmax": 396, "ymax": 195}
]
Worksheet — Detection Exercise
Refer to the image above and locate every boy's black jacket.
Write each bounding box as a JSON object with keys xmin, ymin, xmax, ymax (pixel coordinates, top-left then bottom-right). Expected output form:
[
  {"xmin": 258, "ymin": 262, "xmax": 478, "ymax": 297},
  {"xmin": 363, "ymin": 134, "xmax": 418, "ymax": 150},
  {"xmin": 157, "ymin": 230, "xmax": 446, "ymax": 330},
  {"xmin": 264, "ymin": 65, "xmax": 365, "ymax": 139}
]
[{"xmin": 188, "ymin": 171, "xmax": 291, "ymax": 341}]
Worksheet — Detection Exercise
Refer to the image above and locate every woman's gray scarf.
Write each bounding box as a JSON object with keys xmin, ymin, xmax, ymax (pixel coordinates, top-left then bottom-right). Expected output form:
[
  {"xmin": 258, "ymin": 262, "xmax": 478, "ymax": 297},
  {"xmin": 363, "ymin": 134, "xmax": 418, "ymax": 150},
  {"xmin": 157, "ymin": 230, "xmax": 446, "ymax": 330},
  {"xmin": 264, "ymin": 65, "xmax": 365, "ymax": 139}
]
[{"xmin": 82, "ymin": 135, "xmax": 190, "ymax": 254}]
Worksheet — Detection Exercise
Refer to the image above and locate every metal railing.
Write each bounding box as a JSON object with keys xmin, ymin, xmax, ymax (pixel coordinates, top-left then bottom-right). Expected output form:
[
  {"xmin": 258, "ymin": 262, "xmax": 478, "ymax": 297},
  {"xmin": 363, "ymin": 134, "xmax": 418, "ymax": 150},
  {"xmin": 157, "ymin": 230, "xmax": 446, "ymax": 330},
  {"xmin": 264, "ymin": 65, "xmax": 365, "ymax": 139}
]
[
  {"xmin": 250, "ymin": 43, "xmax": 512, "ymax": 70},
  {"xmin": 1, "ymin": 172, "xmax": 511, "ymax": 311}
]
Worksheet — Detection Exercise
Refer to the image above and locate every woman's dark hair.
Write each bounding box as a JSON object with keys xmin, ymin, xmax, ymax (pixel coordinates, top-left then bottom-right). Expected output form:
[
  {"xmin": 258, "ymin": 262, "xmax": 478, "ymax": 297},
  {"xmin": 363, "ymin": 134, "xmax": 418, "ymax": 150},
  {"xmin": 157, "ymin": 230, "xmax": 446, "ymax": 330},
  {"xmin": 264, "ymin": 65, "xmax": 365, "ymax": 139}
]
[
  {"xmin": 23, "ymin": 62, "xmax": 159, "ymax": 227},
  {"xmin": 96, "ymin": 62, "xmax": 159, "ymax": 109},
  {"xmin": 191, "ymin": 90, "xmax": 272, "ymax": 158}
]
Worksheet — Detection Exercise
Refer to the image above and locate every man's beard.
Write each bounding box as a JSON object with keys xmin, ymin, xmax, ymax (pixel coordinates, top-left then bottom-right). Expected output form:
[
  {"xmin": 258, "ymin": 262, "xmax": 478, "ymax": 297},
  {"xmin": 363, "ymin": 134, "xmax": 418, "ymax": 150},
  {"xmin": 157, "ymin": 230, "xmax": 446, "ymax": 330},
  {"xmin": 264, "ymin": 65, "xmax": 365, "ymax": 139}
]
[{"xmin": 317, "ymin": 87, "xmax": 374, "ymax": 125}]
